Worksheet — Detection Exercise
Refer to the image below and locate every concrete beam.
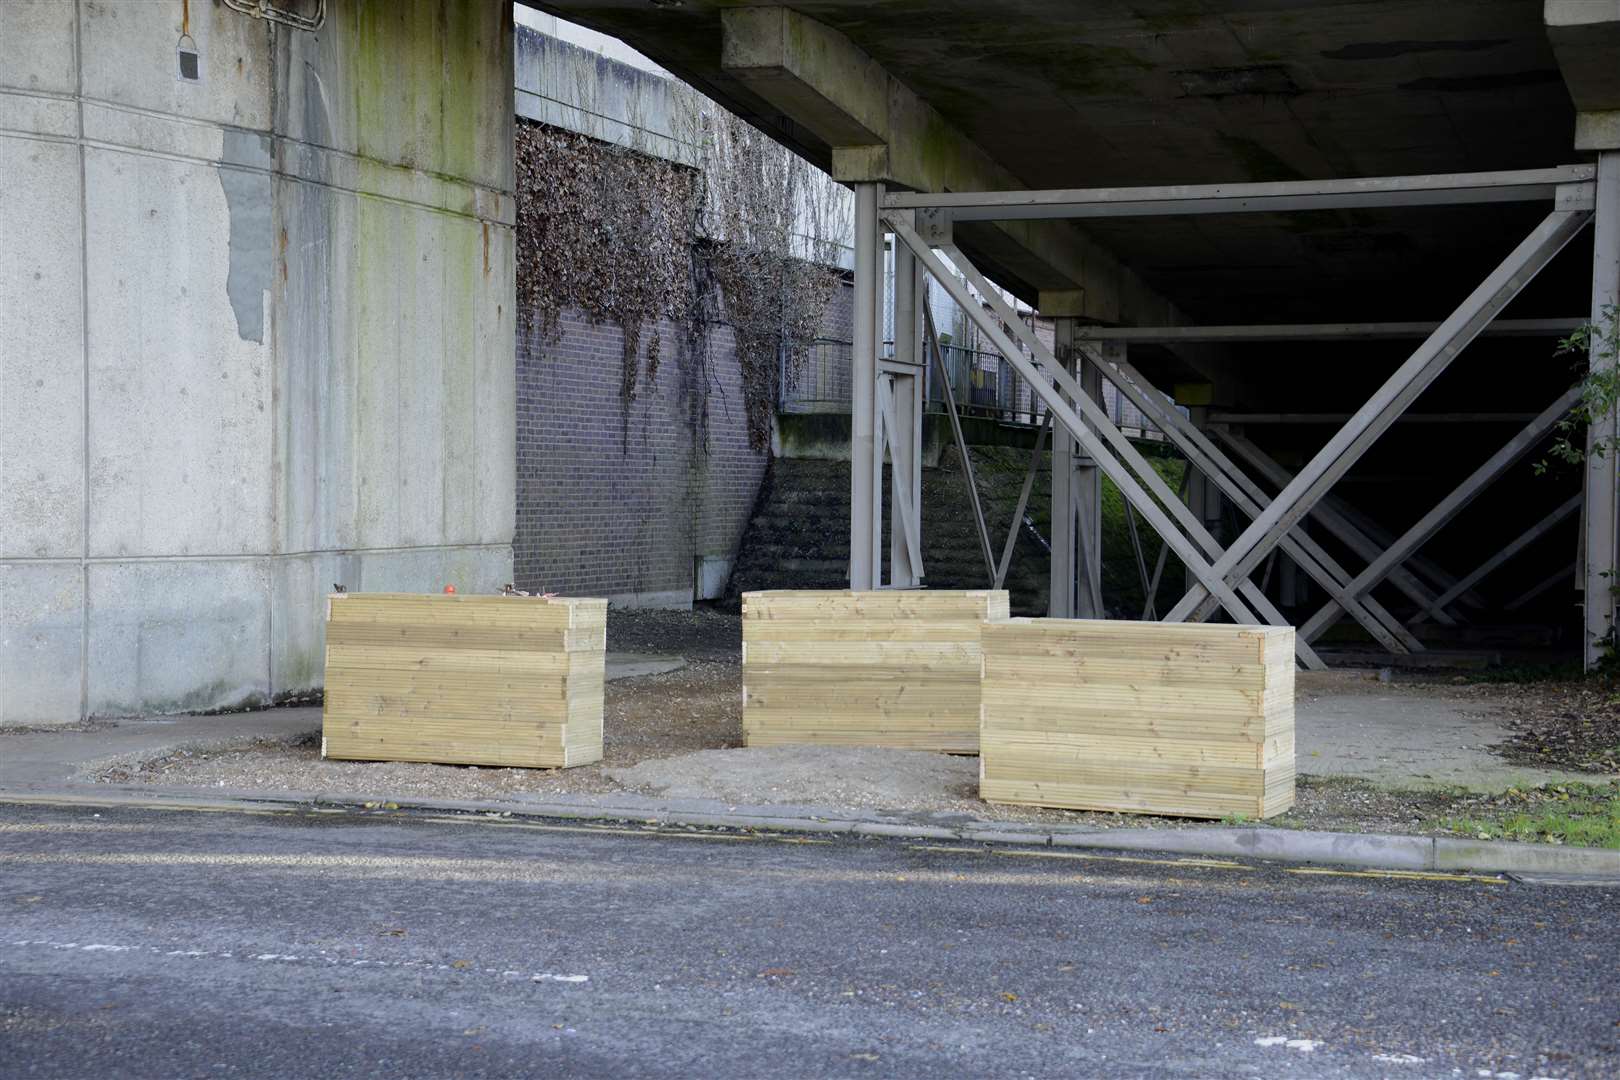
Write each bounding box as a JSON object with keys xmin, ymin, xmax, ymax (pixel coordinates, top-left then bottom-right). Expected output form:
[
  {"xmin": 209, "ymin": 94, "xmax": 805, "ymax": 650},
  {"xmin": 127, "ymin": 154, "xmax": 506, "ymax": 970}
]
[
  {"xmin": 720, "ymin": 7, "xmax": 887, "ymax": 148},
  {"xmin": 720, "ymin": 6, "xmax": 1183, "ymax": 322},
  {"xmin": 1547, "ymin": 2, "xmax": 1620, "ymax": 112},
  {"xmin": 1547, "ymin": 1, "xmax": 1620, "ymax": 149}
]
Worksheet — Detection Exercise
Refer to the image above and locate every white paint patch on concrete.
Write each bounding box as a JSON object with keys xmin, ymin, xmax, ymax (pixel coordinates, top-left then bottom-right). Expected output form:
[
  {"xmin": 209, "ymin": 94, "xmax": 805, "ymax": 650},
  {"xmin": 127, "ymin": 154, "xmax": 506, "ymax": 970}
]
[
  {"xmin": 1372, "ymin": 1053, "xmax": 1427, "ymax": 1064},
  {"xmin": 1254, "ymin": 1036, "xmax": 1320, "ymax": 1052}
]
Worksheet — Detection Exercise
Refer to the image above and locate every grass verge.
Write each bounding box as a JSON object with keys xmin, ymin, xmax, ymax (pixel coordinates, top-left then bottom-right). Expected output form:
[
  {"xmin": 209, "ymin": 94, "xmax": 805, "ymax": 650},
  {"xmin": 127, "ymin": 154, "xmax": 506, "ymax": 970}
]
[{"xmin": 1430, "ymin": 781, "xmax": 1620, "ymax": 849}]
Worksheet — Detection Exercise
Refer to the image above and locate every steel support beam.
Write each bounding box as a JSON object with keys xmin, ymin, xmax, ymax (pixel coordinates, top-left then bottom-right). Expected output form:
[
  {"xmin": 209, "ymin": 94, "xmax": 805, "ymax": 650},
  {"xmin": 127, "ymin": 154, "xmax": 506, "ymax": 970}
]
[
  {"xmin": 925, "ymin": 305, "xmax": 995, "ymax": 583},
  {"xmin": 995, "ymin": 416, "xmax": 1051, "ymax": 591},
  {"xmin": 849, "ymin": 182, "xmax": 882, "ymax": 589},
  {"xmin": 1167, "ymin": 207, "xmax": 1593, "ymax": 625},
  {"xmin": 1073, "ymin": 319, "xmax": 1583, "ymax": 344},
  {"xmin": 884, "ymin": 167, "xmax": 1595, "ymax": 221},
  {"xmin": 894, "ymin": 226, "xmax": 1324, "ymax": 667},
  {"xmin": 1297, "ymin": 385, "xmax": 1583, "ymax": 643},
  {"xmin": 1412, "ymin": 494, "xmax": 1582, "ymax": 623},
  {"xmin": 1208, "ymin": 413, "xmax": 1540, "ymax": 425},
  {"xmin": 1509, "ymin": 563, "xmax": 1578, "ymax": 612},
  {"xmin": 877, "ymin": 371, "xmax": 923, "ymax": 586},
  {"xmin": 1141, "ymin": 468, "xmax": 1189, "ymax": 621},
  {"xmin": 1207, "ymin": 427, "xmax": 1460, "ymax": 623},
  {"xmin": 1584, "ymin": 150, "xmax": 1620, "ymax": 668},
  {"xmin": 1050, "ymin": 319, "xmax": 1103, "ymax": 617},
  {"xmin": 886, "ymin": 237, "xmax": 924, "ymax": 589},
  {"xmin": 1103, "ymin": 354, "xmax": 1424, "ymax": 654}
]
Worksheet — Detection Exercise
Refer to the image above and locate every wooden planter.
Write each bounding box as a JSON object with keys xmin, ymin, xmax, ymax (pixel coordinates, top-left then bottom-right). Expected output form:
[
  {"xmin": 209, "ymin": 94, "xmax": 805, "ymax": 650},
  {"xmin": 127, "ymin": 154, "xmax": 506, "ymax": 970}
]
[
  {"xmin": 980, "ymin": 619, "xmax": 1295, "ymax": 818},
  {"xmin": 742, "ymin": 589, "xmax": 1010, "ymax": 753},
  {"xmin": 321, "ymin": 593, "xmax": 606, "ymax": 769}
]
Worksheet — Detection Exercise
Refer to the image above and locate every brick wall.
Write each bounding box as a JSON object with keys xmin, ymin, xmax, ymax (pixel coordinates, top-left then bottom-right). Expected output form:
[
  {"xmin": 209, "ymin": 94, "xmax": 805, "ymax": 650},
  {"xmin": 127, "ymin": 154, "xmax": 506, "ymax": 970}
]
[{"xmin": 516, "ymin": 281, "xmax": 854, "ymax": 607}]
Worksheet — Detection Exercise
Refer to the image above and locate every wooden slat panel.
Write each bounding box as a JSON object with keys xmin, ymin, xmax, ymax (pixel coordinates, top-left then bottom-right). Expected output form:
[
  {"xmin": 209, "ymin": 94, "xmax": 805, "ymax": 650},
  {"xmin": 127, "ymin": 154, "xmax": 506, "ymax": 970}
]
[
  {"xmin": 321, "ymin": 593, "xmax": 605, "ymax": 769},
  {"xmin": 981, "ymin": 617, "xmax": 1295, "ymax": 819},
  {"xmin": 741, "ymin": 589, "xmax": 1009, "ymax": 753}
]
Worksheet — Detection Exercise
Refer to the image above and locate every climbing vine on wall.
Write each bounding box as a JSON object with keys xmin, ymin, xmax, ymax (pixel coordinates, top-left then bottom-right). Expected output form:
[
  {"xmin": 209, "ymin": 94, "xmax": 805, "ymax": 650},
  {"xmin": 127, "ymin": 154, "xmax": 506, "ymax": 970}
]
[
  {"xmin": 700, "ymin": 113, "xmax": 846, "ymax": 450},
  {"xmin": 515, "ymin": 123, "xmax": 697, "ymax": 406},
  {"xmin": 514, "ymin": 104, "xmax": 850, "ymax": 453}
]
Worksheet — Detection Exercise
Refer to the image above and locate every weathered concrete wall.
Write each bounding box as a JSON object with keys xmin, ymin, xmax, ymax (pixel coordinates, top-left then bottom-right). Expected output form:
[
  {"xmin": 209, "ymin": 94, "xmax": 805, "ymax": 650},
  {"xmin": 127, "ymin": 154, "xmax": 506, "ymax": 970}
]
[{"xmin": 0, "ymin": 1, "xmax": 515, "ymax": 723}]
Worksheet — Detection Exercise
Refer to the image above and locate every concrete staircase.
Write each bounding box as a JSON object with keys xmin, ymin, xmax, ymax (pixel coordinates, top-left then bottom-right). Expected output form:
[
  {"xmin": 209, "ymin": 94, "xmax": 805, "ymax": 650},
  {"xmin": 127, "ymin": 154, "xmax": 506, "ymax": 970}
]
[{"xmin": 725, "ymin": 447, "xmax": 1053, "ymax": 615}]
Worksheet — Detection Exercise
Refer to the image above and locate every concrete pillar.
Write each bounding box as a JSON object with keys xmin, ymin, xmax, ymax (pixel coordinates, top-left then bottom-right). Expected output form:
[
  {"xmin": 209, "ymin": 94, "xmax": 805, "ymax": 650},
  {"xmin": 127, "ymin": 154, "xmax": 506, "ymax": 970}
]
[
  {"xmin": 1585, "ymin": 151, "xmax": 1620, "ymax": 668},
  {"xmin": 850, "ymin": 182, "xmax": 882, "ymax": 589}
]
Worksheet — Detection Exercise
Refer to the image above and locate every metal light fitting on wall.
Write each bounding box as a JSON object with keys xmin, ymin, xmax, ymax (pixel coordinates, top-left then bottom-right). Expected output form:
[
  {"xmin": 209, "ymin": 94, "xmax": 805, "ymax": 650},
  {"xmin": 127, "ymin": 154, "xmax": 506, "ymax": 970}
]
[{"xmin": 177, "ymin": 0, "xmax": 200, "ymax": 82}]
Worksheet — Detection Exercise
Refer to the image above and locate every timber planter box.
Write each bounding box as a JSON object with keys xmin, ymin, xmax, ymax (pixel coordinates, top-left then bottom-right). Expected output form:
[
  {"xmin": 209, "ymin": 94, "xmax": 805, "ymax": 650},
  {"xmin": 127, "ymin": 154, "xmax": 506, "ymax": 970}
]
[
  {"xmin": 979, "ymin": 619, "xmax": 1295, "ymax": 819},
  {"xmin": 741, "ymin": 589, "xmax": 1010, "ymax": 753},
  {"xmin": 321, "ymin": 592, "xmax": 606, "ymax": 769}
]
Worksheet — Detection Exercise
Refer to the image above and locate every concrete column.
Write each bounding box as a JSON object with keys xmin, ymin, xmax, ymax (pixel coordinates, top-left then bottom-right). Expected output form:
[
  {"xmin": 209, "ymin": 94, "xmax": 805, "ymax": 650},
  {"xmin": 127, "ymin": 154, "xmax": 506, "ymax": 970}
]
[
  {"xmin": 850, "ymin": 182, "xmax": 882, "ymax": 589},
  {"xmin": 1585, "ymin": 151, "xmax": 1620, "ymax": 668}
]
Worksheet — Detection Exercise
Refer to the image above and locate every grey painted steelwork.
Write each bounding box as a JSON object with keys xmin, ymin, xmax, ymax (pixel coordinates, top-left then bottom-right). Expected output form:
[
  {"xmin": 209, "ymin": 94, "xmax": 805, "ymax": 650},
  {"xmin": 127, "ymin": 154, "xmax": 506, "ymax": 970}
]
[
  {"xmin": 1166, "ymin": 207, "xmax": 1594, "ymax": 625},
  {"xmin": 849, "ymin": 183, "xmax": 880, "ymax": 590},
  {"xmin": 1102, "ymin": 355, "xmax": 1422, "ymax": 655},
  {"xmin": 883, "ymin": 167, "xmax": 1595, "ymax": 221},
  {"xmin": 1508, "ymin": 563, "xmax": 1578, "ymax": 611},
  {"xmin": 1049, "ymin": 320, "xmax": 1103, "ymax": 618},
  {"xmin": 1208, "ymin": 413, "xmax": 1541, "ymax": 425},
  {"xmin": 924, "ymin": 306, "xmax": 995, "ymax": 583},
  {"xmin": 1207, "ymin": 427, "xmax": 1460, "ymax": 626},
  {"xmin": 1412, "ymin": 495, "xmax": 1583, "ymax": 625},
  {"xmin": 994, "ymin": 417, "xmax": 1050, "ymax": 593},
  {"xmin": 1584, "ymin": 151, "xmax": 1620, "ymax": 668},
  {"xmin": 1073, "ymin": 319, "xmax": 1582, "ymax": 344},
  {"xmin": 896, "ymin": 226, "xmax": 1324, "ymax": 668},
  {"xmin": 1297, "ymin": 387, "xmax": 1585, "ymax": 643}
]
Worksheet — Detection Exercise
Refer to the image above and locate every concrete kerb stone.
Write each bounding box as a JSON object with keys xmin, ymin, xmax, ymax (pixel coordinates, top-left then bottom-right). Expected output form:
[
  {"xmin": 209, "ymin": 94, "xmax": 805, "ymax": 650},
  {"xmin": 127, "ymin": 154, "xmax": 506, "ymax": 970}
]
[{"xmin": 3, "ymin": 783, "xmax": 1617, "ymax": 882}]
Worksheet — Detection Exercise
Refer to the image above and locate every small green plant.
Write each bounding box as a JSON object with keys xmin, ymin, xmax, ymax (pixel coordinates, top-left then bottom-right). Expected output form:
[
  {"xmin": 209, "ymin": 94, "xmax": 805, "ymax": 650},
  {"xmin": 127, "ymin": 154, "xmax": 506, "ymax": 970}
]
[
  {"xmin": 1536, "ymin": 303, "xmax": 1620, "ymax": 474},
  {"xmin": 1220, "ymin": 811, "xmax": 1251, "ymax": 826}
]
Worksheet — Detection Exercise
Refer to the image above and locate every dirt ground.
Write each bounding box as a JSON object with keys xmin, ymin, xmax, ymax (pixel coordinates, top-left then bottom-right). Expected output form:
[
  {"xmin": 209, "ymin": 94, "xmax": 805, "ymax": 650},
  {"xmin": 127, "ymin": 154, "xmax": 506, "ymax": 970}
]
[{"xmin": 89, "ymin": 608, "xmax": 1620, "ymax": 843}]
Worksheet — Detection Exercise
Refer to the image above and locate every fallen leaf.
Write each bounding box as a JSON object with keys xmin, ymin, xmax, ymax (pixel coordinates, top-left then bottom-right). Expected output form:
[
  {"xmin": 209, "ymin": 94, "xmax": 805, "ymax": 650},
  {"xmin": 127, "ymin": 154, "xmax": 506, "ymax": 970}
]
[
  {"xmin": 1001, "ymin": 992, "xmax": 1018, "ymax": 1003},
  {"xmin": 759, "ymin": 967, "xmax": 794, "ymax": 978}
]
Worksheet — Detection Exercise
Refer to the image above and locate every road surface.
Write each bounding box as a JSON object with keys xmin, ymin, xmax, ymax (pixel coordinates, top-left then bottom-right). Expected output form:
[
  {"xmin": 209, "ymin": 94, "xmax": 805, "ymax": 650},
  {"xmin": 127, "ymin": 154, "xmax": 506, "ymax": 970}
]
[{"xmin": 1, "ymin": 801, "xmax": 1615, "ymax": 1078}]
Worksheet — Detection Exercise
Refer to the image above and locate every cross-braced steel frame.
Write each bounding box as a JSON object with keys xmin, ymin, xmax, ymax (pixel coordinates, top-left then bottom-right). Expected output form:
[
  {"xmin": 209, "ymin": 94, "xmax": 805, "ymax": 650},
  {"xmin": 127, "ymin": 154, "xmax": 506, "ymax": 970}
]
[{"xmin": 847, "ymin": 162, "xmax": 1616, "ymax": 668}]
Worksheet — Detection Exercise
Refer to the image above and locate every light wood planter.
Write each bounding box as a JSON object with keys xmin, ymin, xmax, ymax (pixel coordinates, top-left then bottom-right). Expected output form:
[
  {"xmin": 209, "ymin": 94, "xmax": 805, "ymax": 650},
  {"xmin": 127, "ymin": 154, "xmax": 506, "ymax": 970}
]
[
  {"xmin": 980, "ymin": 619, "xmax": 1295, "ymax": 819},
  {"xmin": 741, "ymin": 589, "xmax": 1010, "ymax": 753},
  {"xmin": 321, "ymin": 593, "xmax": 606, "ymax": 769}
]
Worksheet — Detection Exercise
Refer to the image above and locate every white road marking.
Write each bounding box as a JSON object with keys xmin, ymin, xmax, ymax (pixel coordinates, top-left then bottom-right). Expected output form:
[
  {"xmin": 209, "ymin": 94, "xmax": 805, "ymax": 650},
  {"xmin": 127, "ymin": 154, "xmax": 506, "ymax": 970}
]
[
  {"xmin": 6, "ymin": 939, "xmax": 588, "ymax": 985},
  {"xmin": 1254, "ymin": 1036, "xmax": 1320, "ymax": 1052}
]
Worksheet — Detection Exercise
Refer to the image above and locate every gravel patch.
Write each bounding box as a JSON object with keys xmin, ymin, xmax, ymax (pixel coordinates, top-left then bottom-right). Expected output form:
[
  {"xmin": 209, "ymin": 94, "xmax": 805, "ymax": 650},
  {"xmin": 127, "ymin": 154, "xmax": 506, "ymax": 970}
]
[
  {"xmin": 86, "ymin": 642, "xmax": 1619, "ymax": 844},
  {"xmin": 607, "ymin": 746, "xmax": 979, "ymax": 811},
  {"xmin": 608, "ymin": 606, "xmax": 741, "ymax": 663}
]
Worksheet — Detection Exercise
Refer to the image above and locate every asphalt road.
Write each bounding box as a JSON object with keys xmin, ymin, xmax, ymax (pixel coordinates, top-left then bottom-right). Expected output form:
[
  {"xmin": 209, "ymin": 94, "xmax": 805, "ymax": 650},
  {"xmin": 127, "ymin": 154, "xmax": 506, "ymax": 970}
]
[{"xmin": 0, "ymin": 802, "xmax": 1615, "ymax": 1079}]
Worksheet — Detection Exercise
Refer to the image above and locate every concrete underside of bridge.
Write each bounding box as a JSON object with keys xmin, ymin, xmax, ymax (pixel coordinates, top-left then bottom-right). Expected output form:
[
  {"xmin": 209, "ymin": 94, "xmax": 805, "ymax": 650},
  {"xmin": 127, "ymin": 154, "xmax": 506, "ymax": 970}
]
[{"xmin": 535, "ymin": 0, "xmax": 1620, "ymax": 666}]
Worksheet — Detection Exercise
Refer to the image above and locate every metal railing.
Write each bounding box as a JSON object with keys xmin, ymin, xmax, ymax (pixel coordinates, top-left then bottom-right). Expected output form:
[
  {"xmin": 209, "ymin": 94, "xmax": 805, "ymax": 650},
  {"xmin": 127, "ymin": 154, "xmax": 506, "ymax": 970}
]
[{"xmin": 780, "ymin": 337, "xmax": 1164, "ymax": 438}]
